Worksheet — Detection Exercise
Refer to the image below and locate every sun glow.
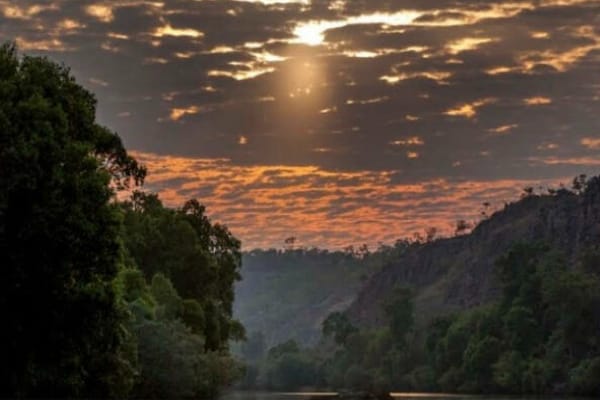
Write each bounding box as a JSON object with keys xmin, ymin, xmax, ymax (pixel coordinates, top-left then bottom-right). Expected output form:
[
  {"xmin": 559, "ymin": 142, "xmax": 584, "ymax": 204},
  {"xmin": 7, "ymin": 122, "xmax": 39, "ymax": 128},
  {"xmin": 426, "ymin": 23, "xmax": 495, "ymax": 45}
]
[{"xmin": 293, "ymin": 11, "xmax": 423, "ymax": 46}]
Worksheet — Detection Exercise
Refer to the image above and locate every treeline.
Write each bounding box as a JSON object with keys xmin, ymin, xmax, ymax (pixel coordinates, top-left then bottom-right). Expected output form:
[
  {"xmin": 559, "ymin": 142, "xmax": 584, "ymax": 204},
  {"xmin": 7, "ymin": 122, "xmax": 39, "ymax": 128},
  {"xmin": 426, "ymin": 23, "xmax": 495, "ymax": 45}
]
[
  {"xmin": 422, "ymin": 242, "xmax": 600, "ymax": 394},
  {"xmin": 117, "ymin": 192, "xmax": 245, "ymax": 398},
  {"xmin": 239, "ymin": 241, "xmax": 600, "ymax": 395},
  {"xmin": 0, "ymin": 43, "xmax": 243, "ymax": 398},
  {"xmin": 235, "ymin": 243, "xmax": 413, "ymax": 347}
]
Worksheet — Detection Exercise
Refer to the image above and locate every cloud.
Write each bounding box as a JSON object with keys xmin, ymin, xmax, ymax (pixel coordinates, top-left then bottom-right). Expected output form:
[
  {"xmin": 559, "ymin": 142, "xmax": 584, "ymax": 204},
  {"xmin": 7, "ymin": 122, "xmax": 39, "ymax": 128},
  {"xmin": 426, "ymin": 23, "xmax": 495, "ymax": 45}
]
[
  {"xmin": 523, "ymin": 96, "xmax": 553, "ymax": 105},
  {"xmin": 129, "ymin": 151, "xmax": 581, "ymax": 249},
  {"xmin": 2, "ymin": 0, "xmax": 599, "ymax": 247},
  {"xmin": 444, "ymin": 98, "xmax": 497, "ymax": 119},
  {"xmin": 581, "ymin": 137, "xmax": 600, "ymax": 149}
]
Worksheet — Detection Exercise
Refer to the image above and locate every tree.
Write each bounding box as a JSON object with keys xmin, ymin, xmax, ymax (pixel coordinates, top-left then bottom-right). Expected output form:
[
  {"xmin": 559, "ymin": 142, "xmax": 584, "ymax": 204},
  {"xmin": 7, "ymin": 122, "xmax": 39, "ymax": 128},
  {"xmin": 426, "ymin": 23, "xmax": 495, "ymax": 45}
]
[
  {"xmin": 121, "ymin": 192, "xmax": 244, "ymax": 351},
  {"xmin": 572, "ymin": 174, "xmax": 588, "ymax": 194},
  {"xmin": 454, "ymin": 219, "xmax": 472, "ymax": 236},
  {"xmin": 284, "ymin": 236, "xmax": 296, "ymax": 251},
  {"xmin": 522, "ymin": 186, "xmax": 535, "ymax": 197},
  {"xmin": 0, "ymin": 43, "xmax": 145, "ymax": 397},
  {"xmin": 384, "ymin": 287, "xmax": 414, "ymax": 349},
  {"xmin": 322, "ymin": 312, "xmax": 358, "ymax": 346},
  {"xmin": 267, "ymin": 339, "xmax": 301, "ymax": 360},
  {"xmin": 425, "ymin": 227, "xmax": 438, "ymax": 242}
]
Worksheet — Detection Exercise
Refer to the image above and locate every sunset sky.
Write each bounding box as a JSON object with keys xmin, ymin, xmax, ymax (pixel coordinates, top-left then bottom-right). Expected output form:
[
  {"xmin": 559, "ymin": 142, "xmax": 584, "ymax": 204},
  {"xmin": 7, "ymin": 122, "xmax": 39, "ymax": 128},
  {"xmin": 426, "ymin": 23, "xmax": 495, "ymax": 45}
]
[{"xmin": 2, "ymin": 0, "xmax": 599, "ymax": 249}]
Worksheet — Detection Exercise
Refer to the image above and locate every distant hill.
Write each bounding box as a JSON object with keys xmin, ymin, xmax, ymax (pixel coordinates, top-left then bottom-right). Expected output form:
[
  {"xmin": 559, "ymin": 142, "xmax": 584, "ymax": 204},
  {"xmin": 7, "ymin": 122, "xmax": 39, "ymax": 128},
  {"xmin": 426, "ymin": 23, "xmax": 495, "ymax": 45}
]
[
  {"xmin": 348, "ymin": 177, "xmax": 600, "ymax": 328},
  {"xmin": 234, "ymin": 177, "xmax": 600, "ymax": 349},
  {"xmin": 233, "ymin": 177, "xmax": 600, "ymax": 394},
  {"xmin": 234, "ymin": 249, "xmax": 365, "ymax": 347},
  {"xmin": 234, "ymin": 248, "xmax": 396, "ymax": 347}
]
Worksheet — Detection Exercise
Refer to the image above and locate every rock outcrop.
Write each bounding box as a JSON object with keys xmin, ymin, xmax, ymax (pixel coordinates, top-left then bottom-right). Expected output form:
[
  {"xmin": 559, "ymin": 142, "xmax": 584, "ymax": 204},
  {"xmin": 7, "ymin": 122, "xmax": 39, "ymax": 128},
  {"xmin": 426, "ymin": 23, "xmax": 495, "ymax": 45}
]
[{"xmin": 348, "ymin": 177, "xmax": 600, "ymax": 328}]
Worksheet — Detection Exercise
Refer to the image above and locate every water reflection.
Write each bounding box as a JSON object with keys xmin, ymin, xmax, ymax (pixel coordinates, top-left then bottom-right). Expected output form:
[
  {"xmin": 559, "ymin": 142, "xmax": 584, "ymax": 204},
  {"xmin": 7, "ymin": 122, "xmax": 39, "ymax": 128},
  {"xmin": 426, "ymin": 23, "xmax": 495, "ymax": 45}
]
[
  {"xmin": 221, "ymin": 392, "xmax": 592, "ymax": 400},
  {"xmin": 221, "ymin": 392, "xmax": 338, "ymax": 400}
]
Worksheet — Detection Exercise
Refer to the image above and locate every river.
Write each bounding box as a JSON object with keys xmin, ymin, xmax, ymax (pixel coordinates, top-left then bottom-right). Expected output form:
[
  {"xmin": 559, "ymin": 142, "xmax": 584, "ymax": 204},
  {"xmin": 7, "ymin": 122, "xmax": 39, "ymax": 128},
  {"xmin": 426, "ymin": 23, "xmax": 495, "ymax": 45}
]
[{"xmin": 220, "ymin": 392, "xmax": 591, "ymax": 400}]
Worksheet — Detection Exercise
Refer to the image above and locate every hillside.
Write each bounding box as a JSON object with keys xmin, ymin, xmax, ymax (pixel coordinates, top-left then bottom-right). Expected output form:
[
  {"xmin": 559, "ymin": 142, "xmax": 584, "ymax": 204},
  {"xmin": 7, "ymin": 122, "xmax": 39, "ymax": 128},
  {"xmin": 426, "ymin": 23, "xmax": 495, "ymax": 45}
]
[
  {"xmin": 234, "ymin": 178, "xmax": 600, "ymax": 394},
  {"xmin": 234, "ymin": 177, "xmax": 600, "ymax": 347},
  {"xmin": 234, "ymin": 248, "xmax": 395, "ymax": 347},
  {"xmin": 348, "ymin": 177, "xmax": 600, "ymax": 328}
]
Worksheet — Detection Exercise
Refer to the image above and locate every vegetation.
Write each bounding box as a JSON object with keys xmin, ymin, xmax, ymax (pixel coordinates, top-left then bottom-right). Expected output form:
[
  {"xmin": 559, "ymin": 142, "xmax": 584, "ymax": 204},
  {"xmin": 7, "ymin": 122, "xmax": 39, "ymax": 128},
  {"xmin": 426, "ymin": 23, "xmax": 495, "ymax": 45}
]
[
  {"xmin": 235, "ymin": 241, "xmax": 415, "ymax": 347},
  {"xmin": 0, "ymin": 43, "xmax": 243, "ymax": 398},
  {"xmin": 118, "ymin": 192, "xmax": 245, "ymax": 398},
  {"xmin": 0, "ymin": 42, "xmax": 143, "ymax": 397},
  {"xmin": 423, "ymin": 242, "xmax": 600, "ymax": 395},
  {"xmin": 238, "ymin": 241, "xmax": 600, "ymax": 396},
  {"xmin": 237, "ymin": 285, "xmax": 417, "ymax": 393}
]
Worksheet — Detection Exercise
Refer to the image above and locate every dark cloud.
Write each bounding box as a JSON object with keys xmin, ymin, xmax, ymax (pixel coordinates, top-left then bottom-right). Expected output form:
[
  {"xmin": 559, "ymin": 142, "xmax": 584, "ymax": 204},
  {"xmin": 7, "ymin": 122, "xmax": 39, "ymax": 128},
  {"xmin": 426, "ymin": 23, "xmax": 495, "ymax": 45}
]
[{"xmin": 1, "ymin": 0, "xmax": 599, "ymax": 247}]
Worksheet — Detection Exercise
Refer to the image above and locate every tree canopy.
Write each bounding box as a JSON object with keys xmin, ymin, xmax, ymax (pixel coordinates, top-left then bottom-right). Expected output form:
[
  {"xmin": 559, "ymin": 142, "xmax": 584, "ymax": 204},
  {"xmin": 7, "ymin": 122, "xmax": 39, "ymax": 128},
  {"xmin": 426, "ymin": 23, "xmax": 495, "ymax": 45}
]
[
  {"xmin": 0, "ymin": 43, "xmax": 244, "ymax": 399},
  {"xmin": 0, "ymin": 42, "xmax": 145, "ymax": 397}
]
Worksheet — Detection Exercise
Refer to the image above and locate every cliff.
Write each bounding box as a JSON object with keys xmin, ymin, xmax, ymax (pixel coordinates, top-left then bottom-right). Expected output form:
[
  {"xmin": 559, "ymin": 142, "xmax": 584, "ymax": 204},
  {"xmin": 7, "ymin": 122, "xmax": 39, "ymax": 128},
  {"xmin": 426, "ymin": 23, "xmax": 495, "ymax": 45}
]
[{"xmin": 348, "ymin": 177, "xmax": 600, "ymax": 327}]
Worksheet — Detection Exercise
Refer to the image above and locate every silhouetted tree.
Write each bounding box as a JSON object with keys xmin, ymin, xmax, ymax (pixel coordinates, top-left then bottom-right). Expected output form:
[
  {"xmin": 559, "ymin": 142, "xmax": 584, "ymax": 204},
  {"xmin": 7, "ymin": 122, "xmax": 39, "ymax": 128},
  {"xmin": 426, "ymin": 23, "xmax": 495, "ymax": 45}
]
[
  {"xmin": 572, "ymin": 174, "xmax": 588, "ymax": 194},
  {"xmin": 0, "ymin": 43, "xmax": 145, "ymax": 397},
  {"xmin": 455, "ymin": 219, "xmax": 472, "ymax": 236},
  {"xmin": 425, "ymin": 227, "xmax": 438, "ymax": 242}
]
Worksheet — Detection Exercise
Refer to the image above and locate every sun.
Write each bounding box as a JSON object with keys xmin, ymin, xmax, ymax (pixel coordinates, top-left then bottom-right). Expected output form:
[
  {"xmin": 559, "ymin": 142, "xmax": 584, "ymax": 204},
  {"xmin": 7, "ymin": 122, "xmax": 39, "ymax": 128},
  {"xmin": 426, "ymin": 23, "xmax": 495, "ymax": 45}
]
[
  {"xmin": 292, "ymin": 11, "xmax": 423, "ymax": 46},
  {"xmin": 293, "ymin": 22, "xmax": 334, "ymax": 46}
]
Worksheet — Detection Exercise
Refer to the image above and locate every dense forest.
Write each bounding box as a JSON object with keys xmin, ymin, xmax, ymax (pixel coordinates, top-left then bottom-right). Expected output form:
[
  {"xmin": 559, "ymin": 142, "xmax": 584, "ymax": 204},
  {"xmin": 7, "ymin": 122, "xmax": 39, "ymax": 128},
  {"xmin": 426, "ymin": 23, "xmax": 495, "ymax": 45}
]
[{"xmin": 0, "ymin": 43, "xmax": 244, "ymax": 398}]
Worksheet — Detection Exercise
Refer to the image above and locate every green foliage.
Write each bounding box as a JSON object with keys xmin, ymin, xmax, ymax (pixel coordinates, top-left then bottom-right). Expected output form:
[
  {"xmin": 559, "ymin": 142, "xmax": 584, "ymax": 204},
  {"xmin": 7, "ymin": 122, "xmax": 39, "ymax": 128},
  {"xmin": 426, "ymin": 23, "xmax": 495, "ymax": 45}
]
[
  {"xmin": 151, "ymin": 273, "xmax": 183, "ymax": 320},
  {"xmin": 568, "ymin": 357, "xmax": 600, "ymax": 395},
  {"xmin": 313, "ymin": 288, "xmax": 417, "ymax": 392},
  {"xmin": 182, "ymin": 299, "xmax": 205, "ymax": 334},
  {"xmin": 299, "ymin": 239, "xmax": 600, "ymax": 395},
  {"xmin": 322, "ymin": 312, "xmax": 358, "ymax": 346},
  {"xmin": 239, "ymin": 182, "xmax": 600, "ymax": 396},
  {"xmin": 121, "ymin": 191, "xmax": 244, "ymax": 351},
  {"xmin": 118, "ymin": 268, "xmax": 242, "ymax": 399},
  {"xmin": 492, "ymin": 351, "xmax": 525, "ymax": 392},
  {"xmin": 419, "ymin": 242, "xmax": 600, "ymax": 395},
  {"xmin": 242, "ymin": 339, "xmax": 319, "ymax": 390},
  {"xmin": 0, "ymin": 43, "xmax": 244, "ymax": 398},
  {"xmin": 461, "ymin": 335, "xmax": 501, "ymax": 392},
  {"xmin": 263, "ymin": 352, "xmax": 317, "ymax": 390},
  {"xmin": 384, "ymin": 286, "xmax": 414, "ymax": 349},
  {"xmin": 0, "ymin": 43, "xmax": 144, "ymax": 397},
  {"xmin": 268, "ymin": 339, "xmax": 301, "ymax": 359},
  {"xmin": 247, "ymin": 285, "xmax": 419, "ymax": 393}
]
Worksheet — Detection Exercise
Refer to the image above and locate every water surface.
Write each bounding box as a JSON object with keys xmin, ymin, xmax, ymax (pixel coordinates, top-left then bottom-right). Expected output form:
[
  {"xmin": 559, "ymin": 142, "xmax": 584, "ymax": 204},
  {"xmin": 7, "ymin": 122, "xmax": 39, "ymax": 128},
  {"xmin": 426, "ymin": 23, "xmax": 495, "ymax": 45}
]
[{"xmin": 221, "ymin": 392, "xmax": 589, "ymax": 400}]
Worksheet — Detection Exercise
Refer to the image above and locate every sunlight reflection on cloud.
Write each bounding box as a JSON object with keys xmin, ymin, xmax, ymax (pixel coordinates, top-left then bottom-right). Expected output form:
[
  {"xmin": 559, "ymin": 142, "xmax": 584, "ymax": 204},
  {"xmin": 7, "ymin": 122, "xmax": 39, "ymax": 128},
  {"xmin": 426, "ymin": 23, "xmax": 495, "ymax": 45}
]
[{"xmin": 130, "ymin": 151, "xmax": 572, "ymax": 249}]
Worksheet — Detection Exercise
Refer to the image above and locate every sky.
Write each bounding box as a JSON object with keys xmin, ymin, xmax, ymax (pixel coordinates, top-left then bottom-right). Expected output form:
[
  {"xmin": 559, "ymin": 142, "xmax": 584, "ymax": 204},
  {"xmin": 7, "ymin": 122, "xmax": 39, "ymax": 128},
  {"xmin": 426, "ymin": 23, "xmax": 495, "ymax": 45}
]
[{"xmin": 1, "ymin": 0, "xmax": 599, "ymax": 249}]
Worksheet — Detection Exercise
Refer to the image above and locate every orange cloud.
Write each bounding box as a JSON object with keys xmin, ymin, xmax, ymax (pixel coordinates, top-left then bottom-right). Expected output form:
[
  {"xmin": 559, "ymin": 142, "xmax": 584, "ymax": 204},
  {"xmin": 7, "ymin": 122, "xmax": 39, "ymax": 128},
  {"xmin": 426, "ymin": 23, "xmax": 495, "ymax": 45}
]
[
  {"xmin": 85, "ymin": 4, "xmax": 114, "ymax": 23},
  {"xmin": 524, "ymin": 96, "xmax": 552, "ymax": 105},
  {"xmin": 488, "ymin": 124, "xmax": 518, "ymax": 135},
  {"xmin": 581, "ymin": 137, "xmax": 600, "ymax": 150},
  {"xmin": 128, "ymin": 151, "xmax": 570, "ymax": 250},
  {"xmin": 169, "ymin": 106, "xmax": 203, "ymax": 121},
  {"xmin": 444, "ymin": 98, "xmax": 496, "ymax": 118}
]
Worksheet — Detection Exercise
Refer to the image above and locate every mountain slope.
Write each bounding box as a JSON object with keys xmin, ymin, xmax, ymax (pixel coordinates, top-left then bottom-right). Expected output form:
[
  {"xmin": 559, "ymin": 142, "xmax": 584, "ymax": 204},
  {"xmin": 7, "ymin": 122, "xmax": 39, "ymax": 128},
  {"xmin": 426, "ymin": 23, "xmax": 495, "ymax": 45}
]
[{"xmin": 348, "ymin": 177, "xmax": 600, "ymax": 328}]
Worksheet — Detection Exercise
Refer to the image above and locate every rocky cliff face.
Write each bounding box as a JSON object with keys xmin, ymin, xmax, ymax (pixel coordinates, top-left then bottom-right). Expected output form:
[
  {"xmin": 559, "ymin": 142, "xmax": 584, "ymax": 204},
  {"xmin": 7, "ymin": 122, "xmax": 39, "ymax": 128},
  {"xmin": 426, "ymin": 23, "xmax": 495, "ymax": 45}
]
[{"xmin": 348, "ymin": 177, "xmax": 600, "ymax": 328}]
